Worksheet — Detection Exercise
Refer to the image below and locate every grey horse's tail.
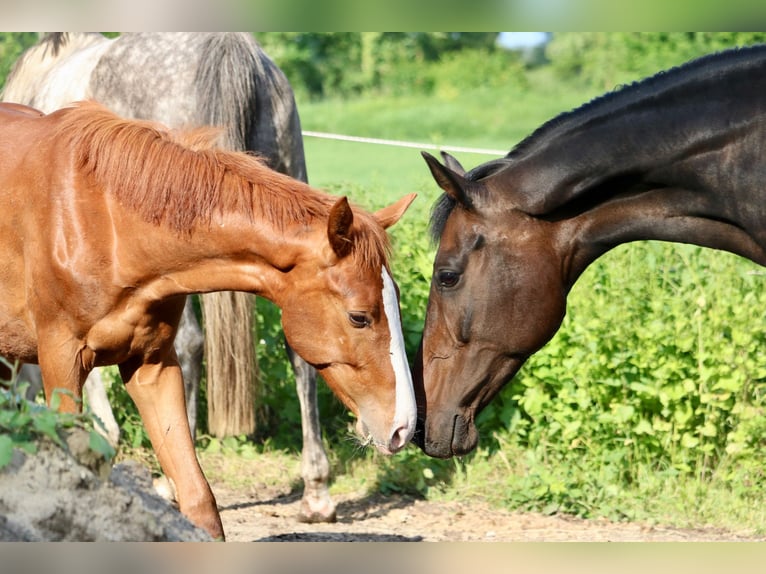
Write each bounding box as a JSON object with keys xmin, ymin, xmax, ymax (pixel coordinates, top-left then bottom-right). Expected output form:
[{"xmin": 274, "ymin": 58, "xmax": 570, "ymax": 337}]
[
  {"xmin": 194, "ymin": 33, "xmax": 265, "ymax": 438},
  {"xmin": 194, "ymin": 33, "xmax": 307, "ymax": 182},
  {"xmin": 194, "ymin": 33, "xmax": 261, "ymax": 152}
]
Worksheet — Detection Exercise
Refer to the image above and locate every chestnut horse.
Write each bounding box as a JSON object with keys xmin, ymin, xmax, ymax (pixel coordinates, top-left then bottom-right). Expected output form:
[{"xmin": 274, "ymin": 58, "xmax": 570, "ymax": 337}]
[
  {"xmin": 414, "ymin": 45, "xmax": 766, "ymax": 458},
  {"xmin": 0, "ymin": 101, "xmax": 417, "ymax": 539},
  {"xmin": 2, "ymin": 32, "xmax": 340, "ymax": 523}
]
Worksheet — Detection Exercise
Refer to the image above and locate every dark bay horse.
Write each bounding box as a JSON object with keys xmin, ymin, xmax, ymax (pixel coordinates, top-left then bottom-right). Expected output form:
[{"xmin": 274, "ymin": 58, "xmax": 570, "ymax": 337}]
[
  {"xmin": 0, "ymin": 101, "xmax": 416, "ymax": 538},
  {"xmin": 2, "ymin": 32, "xmax": 340, "ymax": 522},
  {"xmin": 415, "ymin": 45, "xmax": 766, "ymax": 458}
]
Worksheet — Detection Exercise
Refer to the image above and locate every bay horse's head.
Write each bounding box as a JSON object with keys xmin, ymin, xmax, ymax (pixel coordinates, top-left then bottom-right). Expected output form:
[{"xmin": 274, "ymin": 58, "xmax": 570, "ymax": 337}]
[
  {"xmin": 277, "ymin": 193, "xmax": 418, "ymax": 455},
  {"xmin": 413, "ymin": 152, "xmax": 568, "ymax": 458}
]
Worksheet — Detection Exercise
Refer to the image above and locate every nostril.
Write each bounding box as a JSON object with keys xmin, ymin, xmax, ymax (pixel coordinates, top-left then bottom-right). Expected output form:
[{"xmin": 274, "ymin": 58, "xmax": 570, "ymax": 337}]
[{"xmin": 388, "ymin": 423, "xmax": 414, "ymax": 453}]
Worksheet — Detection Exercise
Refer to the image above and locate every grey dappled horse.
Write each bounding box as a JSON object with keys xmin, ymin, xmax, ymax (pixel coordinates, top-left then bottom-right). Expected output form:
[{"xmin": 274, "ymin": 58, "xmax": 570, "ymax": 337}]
[{"xmin": 2, "ymin": 32, "xmax": 336, "ymax": 522}]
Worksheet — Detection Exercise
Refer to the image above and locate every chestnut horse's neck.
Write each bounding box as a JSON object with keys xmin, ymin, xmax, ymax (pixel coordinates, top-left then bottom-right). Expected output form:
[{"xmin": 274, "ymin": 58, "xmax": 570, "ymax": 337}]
[
  {"xmin": 497, "ymin": 45, "xmax": 766, "ymax": 287},
  {"xmin": 40, "ymin": 102, "xmax": 384, "ymax": 305},
  {"xmin": 121, "ymin": 205, "xmax": 312, "ymax": 303}
]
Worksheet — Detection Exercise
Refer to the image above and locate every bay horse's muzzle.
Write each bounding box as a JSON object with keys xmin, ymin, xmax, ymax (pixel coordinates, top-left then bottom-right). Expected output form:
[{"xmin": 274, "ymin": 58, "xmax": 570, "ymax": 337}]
[{"xmin": 413, "ymin": 411, "xmax": 478, "ymax": 458}]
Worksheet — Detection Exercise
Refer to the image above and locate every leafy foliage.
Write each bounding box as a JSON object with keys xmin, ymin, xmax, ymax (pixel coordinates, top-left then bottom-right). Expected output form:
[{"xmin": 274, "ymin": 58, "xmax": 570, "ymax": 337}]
[
  {"xmin": 475, "ymin": 242, "xmax": 766, "ymax": 518},
  {"xmin": 0, "ymin": 359, "xmax": 115, "ymax": 468},
  {"xmin": 547, "ymin": 32, "xmax": 766, "ymax": 92},
  {"xmin": 256, "ymin": 32, "xmax": 509, "ymax": 99},
  {"xmin": 0, "ymin": 32, "xmax": 38, "ymax": 91}
]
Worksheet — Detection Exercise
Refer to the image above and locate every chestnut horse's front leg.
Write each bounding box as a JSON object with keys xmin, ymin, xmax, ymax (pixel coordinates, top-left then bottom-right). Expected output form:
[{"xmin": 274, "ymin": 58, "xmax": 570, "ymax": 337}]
[
  {"xmin": 37, "ymin": 328, "xmax": 89, "ymax": 414},
  {"xmin": 119, "ymin": 352, "xmax": 223, "ymax": 540}
]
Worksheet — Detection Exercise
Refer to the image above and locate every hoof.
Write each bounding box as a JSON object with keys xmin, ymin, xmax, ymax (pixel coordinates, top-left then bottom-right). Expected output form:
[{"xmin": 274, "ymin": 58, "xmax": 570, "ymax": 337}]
[
  {"xmin": 297, "ymin": 509, "xmax": 338, "ymax": 524},
  {"xmin": 297, "ymin": 498, "xmax": 337, "ymax": 523}
]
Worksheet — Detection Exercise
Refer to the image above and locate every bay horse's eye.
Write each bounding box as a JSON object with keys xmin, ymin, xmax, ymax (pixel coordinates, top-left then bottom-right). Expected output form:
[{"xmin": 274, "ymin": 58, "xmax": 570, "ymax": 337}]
[
  {"xmin": 348, "ymin": 312, "xmax": 371, "ymax": 328},
  {"xmin": 436, "ymin": 270, "xmax": 461, "ymax": 289}
]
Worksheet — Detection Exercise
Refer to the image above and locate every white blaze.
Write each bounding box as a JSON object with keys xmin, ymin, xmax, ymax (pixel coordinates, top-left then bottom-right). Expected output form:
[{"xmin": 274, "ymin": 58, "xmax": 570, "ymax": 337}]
[{"xmin": 381, "ymin": 267, "xmax": 417, "ymax": 443}]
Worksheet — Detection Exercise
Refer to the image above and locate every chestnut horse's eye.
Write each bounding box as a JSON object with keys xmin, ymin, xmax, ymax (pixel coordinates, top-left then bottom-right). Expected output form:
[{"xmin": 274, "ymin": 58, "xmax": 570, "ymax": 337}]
[
  {"xmin": 436, "ymin": 270, "xmax": 461, "ymax": 289},
  {"xmin": 348, "ymin": 311, "xmax": 371, "ymax": 328}
]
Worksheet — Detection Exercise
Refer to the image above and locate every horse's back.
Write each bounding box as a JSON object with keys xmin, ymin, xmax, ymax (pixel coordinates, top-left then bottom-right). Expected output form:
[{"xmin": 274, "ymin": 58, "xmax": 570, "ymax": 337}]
[
  {"xmin": 0, "ymin": 103, "xmax": 52, "ymax": 169},
  {"xmin": 0, "ymin": 102, "xmax": 44, "ymax": 118},
  {"xmin": 87, "ymin": 32, "xmax": 306, "ymax": 178},
  {"xmin": 2, "ymin": 33, "xmax": 112, "ymax": 112},
  {"xmin": 87, "ymin": 33, "xmax": 266, "ymax": 130},
  {"xmin": 0, "ymin": 105, "xmax": 81, "ymax": 246}
]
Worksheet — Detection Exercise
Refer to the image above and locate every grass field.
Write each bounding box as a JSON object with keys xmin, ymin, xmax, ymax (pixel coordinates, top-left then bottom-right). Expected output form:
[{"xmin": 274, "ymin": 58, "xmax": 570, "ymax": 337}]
[{"xmin": 297, "ymin": 66, "xmax": 601, "ymax": 199}]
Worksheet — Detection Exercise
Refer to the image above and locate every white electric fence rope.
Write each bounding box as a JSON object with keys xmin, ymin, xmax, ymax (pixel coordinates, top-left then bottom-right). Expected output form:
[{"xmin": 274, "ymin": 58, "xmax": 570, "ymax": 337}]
[{"xmin": 302, "ymin": 130, "xmax": 507, "ymax": 157}]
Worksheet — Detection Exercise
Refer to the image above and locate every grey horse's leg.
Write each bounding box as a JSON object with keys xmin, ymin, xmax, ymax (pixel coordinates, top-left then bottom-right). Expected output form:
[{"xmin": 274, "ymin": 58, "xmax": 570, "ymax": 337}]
[
  {"xmin": 285, "ymin": 341, "xmax": 337, "ymax": 523},
  {"xmin": 17, "ymin": 363, "xmax": 42, "ymax": 401},
  {"xmin": 83, "ymin": 370, "xmax": 121, "ymax": 446},
  {"xmin": 174, "ymin": 297, "xmax": 204, "ymax": 440}
]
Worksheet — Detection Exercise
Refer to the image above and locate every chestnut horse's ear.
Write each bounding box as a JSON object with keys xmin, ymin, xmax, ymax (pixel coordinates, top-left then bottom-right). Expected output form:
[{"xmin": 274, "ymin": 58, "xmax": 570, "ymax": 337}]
[
  {"xmin": 328, "ymin": 196, "xmax": 354, "ymax": 258},
  {"xmin": 374, "ymin": 193, "xmax": 417, "ymax": 230},
  {"xmin": 421, "ymin": 151, "xmax": 473, "ymax": 209}
]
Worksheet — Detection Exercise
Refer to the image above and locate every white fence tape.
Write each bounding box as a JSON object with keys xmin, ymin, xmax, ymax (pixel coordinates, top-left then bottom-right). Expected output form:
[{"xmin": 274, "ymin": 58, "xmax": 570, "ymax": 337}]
[{"xmin": 302, "ymin": 130, "xmax": 507, "ymax": 157}]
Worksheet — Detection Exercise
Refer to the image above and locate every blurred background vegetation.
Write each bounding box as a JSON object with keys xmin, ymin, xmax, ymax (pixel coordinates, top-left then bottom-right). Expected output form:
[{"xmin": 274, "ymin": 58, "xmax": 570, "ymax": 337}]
[{"xmin": 3, "ymin": 32, "xmax": 766, "ymax": 533}]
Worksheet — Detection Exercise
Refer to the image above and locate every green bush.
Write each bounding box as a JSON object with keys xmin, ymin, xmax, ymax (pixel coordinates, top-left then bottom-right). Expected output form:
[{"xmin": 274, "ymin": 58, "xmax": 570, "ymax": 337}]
[
  {"xmin": 0, "ymin": 32, "xmax": 38, "ymax": 90},
  {"xmin": 0, "ymin": 360, "xmax": 115, "ymax": 468},
  {"xmin": 475, "ymin": 242, "xmax": 766, "ymax": 517}
]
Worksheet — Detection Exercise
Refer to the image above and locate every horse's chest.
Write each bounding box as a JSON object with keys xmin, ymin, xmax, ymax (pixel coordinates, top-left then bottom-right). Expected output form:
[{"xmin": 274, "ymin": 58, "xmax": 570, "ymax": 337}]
[
  {"xmin": 85, "ymin": 299, "xmax": 181, "ymax": 365},
  {"xmin": 0, "ymin": 315, "xmax": 38, "ymax": 362}
]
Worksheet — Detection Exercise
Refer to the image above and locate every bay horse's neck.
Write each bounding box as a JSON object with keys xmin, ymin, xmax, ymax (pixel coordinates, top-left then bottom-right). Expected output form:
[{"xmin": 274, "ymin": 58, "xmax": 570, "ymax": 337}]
[{"xmin": 502, "ymin": 46, "xmax": 766, "ymax": 287}]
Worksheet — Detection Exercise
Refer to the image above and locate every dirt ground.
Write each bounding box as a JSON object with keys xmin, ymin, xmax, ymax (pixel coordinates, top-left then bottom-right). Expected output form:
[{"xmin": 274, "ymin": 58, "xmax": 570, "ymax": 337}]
[
  {"xmin": 205, "ymin": 460, "xmax": 765, "ymax": 542},
  {"xmin": 4, "ymin": 435, "xmax": 763, "ymax": 542}
]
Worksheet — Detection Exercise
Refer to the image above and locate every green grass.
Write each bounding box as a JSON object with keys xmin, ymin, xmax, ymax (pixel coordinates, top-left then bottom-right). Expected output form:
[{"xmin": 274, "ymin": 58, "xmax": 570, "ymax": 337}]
[
  {"xmin": 298, "ymin": 66, "xmax": 603, "ymax": 199},
  {"xmin": 298, "ymin": 67, "xmax": 601, "ymax": 150},
  {"xmin": 303, "ymin": 136, "xmax": 440, "ymax": 202}
]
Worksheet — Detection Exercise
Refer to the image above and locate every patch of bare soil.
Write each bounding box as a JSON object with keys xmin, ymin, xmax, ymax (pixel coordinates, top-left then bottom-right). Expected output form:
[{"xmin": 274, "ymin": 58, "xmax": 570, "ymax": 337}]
[{"xmin": 208, "ymin": 461, "xmax": 764, "ymax": 542}]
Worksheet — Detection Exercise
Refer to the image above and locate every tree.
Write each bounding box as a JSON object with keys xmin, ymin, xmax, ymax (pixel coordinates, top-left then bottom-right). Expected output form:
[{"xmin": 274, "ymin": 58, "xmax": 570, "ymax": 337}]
[{"xmin": 547, "ymin": 32, "xmax": 766, "ymax": 91}]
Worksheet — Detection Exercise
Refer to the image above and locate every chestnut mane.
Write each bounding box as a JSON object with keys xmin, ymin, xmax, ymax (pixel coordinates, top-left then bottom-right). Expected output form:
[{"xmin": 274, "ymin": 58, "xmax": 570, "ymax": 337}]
[{"xmin": 53, "ymin": 102, "xmax": 390, "ymax": 270}]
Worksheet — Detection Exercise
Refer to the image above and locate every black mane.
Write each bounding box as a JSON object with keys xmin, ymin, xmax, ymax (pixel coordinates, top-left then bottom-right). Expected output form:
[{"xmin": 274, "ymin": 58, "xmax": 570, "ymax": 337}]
[{"xmin": 508, "ymin": 44, "xmax": 766, "ymax": 161}]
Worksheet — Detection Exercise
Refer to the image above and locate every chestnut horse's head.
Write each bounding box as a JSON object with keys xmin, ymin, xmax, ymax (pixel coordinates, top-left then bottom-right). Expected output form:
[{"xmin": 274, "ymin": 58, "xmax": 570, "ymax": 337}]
[
  {"xmin": 277, "ymin": 193, "xmax": 418, "ymax": 455},
  {"xmin": 413, "ymin": 152, "xmax": 569, "ymax": 458}
]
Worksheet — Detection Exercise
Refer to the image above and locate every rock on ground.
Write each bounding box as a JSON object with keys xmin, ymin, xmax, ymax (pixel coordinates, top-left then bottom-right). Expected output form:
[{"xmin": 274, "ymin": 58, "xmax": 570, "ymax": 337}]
[{"xmin": 0, "ymin": 430, "xmax": 210, "ymax": 542}]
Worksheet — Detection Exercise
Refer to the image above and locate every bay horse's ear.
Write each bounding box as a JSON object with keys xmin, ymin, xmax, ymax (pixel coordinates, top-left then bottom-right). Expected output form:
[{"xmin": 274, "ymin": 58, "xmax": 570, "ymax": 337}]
[
  {"xmin": 421, "ymin": 151, "xmax": 473, "ymax": 209},
  {"xmin": 374, "ymin": 193, "xmax": 417, "ymax": 230},
  {"xmin": 328, "ymin": 196, "xmax": 354, "ymax": 258},
  {"xmin": 440, "ymin": 151, "xmax": 466, "ymax": 176}
]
